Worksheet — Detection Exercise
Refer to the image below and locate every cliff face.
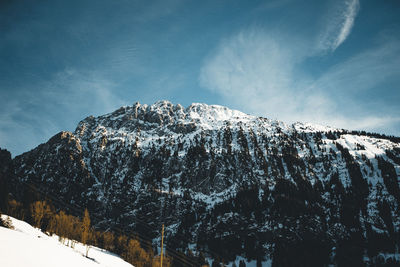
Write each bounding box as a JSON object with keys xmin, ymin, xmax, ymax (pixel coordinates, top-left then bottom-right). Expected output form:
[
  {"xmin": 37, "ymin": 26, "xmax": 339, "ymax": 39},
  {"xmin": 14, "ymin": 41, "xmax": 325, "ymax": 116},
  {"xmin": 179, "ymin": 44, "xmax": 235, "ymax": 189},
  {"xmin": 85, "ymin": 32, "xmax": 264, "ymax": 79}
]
[
  {"xmin": 0, "ymin": 148, "xmax": 13, "ymax": 212},
  {"xmin": 9, "ymin": 101, "xmax": 400, "ymax": 265}
]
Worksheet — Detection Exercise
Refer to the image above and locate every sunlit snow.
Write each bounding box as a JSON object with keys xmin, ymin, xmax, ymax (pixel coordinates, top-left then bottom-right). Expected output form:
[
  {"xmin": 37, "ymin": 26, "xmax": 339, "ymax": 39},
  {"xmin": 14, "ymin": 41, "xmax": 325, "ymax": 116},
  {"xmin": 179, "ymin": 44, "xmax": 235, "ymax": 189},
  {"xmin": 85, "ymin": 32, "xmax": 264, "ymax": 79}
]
[{"xmin": 0, "ymin": 215, "xmax": 133, "ymax": 267}]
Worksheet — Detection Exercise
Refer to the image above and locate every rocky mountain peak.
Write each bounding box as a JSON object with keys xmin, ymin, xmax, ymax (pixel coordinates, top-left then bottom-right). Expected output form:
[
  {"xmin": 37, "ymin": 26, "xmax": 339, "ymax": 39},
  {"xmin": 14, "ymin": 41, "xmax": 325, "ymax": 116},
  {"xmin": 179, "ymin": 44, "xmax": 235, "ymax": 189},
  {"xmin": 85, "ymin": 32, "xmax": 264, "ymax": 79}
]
[{"xmin": 6, "ymin": 100, "xmax": 400, "ymax": 266}]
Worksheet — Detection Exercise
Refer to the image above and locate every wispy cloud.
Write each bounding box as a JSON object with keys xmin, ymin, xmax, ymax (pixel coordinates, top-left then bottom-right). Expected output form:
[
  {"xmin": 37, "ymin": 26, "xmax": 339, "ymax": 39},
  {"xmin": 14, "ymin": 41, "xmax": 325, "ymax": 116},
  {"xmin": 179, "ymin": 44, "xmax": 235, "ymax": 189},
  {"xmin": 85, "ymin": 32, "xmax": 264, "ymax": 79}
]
[
  {"xmin": 45, "ymin": 69, "xmax": 125, "ymax": 114},
  {"xmin": 318, "ymin": 0, "xmax": 360, "ymax": 52},
  {"xmin": 199, "ymin": 27, "xmax": 400, "ymax": 134},
  {"xmin": 199, "ymin": 28, "xmax": 321, "ymax": 122},
  {"xmin": 312, "ymin": 40, "xmax": 400, "ymax": 96},
  {"xmin": 334, "ymin": 0, "xmax": 360, "ymax": 50},
  {"xmin": 0, "ymin": 69, "xmax": 125, "ymax": 156},
  {"xmin": 200, "ymin": 29, "xmax": 296, "ymax": 117}
]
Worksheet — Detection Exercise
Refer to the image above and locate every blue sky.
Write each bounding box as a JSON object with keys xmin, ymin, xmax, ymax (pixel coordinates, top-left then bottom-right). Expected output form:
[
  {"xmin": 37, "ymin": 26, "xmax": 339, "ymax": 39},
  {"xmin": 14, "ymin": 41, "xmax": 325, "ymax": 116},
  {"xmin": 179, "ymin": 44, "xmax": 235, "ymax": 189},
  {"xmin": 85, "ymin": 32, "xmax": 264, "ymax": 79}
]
[{"xmin": 1, "ymin": 0, "xmax": 399, "ymax": 156}]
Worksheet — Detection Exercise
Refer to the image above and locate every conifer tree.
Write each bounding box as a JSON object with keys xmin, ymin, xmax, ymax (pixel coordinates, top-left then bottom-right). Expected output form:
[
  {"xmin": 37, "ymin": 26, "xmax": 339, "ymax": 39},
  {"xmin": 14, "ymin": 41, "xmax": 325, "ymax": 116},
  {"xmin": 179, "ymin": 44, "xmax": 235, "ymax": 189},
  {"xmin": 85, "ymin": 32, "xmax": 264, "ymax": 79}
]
[
  {"xmin": 197, "ymin": 251, "xmax": 208, "ymax": 266},
  {"xmin": 212, "ymin": 259, "xmax": 221, "ymax": 267}
]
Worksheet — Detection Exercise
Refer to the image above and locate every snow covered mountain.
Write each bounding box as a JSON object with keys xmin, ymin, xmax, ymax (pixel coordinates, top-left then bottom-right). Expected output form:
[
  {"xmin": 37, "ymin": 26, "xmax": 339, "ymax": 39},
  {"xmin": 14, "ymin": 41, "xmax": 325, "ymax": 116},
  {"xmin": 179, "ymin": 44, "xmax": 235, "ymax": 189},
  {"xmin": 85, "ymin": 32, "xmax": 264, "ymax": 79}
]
[
  {"xmin": 0, "ymin": 215, "xmax": 133, "ymax": 267},
  {"xmin": 4, "ymin": 100, "xmax": 400, "ymax": 266}
]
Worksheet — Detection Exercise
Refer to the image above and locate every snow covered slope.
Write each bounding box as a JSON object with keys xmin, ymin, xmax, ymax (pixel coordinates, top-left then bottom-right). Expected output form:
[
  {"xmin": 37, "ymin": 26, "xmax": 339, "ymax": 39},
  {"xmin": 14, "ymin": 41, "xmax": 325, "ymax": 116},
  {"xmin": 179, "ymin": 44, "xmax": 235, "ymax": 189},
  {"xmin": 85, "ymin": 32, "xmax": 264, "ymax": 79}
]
[{"xmin": 0, "ymin": 215, "xmax": 133, "ymax": 267}]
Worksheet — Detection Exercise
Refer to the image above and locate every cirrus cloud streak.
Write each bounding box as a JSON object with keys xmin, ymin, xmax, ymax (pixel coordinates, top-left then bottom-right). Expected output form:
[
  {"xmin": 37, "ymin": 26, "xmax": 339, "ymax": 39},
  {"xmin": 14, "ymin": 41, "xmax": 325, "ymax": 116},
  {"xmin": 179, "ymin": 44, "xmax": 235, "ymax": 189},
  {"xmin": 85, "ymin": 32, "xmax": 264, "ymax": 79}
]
[{"xmin": 199, "ymin": 27, "xmax": 400, "ymax": 134}]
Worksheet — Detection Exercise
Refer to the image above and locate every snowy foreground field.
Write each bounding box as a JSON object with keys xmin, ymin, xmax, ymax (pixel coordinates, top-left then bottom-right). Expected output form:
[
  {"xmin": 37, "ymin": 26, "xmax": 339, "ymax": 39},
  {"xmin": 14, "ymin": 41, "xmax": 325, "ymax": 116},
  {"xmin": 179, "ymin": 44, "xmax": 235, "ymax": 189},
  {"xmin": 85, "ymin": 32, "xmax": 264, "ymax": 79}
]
[{"xmin": 0, "ymin": 215, "xmax": 133, "ymax": 267}]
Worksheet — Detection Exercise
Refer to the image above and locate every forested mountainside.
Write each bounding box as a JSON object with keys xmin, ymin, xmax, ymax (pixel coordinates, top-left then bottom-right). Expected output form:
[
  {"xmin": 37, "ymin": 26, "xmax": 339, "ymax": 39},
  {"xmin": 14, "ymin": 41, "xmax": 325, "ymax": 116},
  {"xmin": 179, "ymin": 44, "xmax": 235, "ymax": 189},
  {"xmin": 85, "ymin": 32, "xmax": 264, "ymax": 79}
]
[{"xmin": 2, "ymin": 101, "xmax": 400, "ymax": 266}]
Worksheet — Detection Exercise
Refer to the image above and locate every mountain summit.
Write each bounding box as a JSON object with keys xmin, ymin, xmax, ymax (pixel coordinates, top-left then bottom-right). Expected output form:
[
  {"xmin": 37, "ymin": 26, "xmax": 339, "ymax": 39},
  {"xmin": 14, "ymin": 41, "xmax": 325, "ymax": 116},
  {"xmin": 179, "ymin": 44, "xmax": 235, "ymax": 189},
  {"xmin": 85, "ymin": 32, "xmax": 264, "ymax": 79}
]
[{"xmin": 5, "ymin": 101, "xmax": 400, "ymax": 266}]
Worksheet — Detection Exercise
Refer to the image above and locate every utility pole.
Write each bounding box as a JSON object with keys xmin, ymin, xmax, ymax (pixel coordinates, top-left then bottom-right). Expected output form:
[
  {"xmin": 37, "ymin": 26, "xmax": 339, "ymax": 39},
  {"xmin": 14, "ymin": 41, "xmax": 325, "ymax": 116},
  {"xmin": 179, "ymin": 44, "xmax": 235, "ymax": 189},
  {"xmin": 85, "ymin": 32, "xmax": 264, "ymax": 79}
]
[{"xmin": 160, "ymin": 224, "xmax": 164, "ymax": 267}]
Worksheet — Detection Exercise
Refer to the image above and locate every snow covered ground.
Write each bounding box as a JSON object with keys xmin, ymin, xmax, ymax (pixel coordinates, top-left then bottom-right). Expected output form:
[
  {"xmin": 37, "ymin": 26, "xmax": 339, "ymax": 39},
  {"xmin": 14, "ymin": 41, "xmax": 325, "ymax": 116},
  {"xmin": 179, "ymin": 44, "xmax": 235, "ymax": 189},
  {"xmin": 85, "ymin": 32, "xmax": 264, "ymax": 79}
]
[{"xmin": 0, "ymin": 215, "xmax": 133, "ymax": 267}]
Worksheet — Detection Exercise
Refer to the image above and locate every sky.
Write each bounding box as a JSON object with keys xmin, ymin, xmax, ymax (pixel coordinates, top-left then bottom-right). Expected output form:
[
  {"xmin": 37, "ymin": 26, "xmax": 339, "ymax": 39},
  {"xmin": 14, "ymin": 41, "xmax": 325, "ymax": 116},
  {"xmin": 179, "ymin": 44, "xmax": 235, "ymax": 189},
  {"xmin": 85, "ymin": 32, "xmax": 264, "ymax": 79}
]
[{"xmin": 1, "ymin": 0, "xmax": 399, "ymax": 156}]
